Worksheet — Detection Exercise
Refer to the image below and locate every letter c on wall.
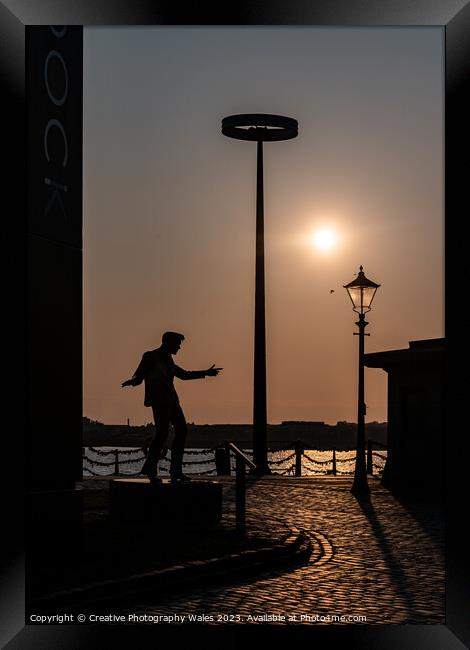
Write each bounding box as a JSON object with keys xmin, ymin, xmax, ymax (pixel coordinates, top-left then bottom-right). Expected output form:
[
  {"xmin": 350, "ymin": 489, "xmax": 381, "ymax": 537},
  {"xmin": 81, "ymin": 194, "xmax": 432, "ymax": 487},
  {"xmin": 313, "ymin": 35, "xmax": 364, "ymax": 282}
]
[{"xmin": 44, "ymin": 119, "xmax": 68, "ymax": 167}]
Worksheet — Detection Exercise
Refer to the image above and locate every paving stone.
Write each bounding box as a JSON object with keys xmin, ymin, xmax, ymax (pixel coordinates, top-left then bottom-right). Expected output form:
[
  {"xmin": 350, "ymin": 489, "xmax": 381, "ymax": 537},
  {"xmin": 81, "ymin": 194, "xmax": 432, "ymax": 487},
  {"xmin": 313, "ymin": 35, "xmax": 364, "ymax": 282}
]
[{"xmin": 117, "ymin": 476, "xmax": 444, "ymax": 625}]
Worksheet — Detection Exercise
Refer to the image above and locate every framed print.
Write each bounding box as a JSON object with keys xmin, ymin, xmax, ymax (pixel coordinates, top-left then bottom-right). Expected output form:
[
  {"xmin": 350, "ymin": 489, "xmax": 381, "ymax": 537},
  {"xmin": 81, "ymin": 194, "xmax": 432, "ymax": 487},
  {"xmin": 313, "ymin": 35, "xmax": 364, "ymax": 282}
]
[{"xmin": 1, "ymin": 1, "xmax": 468, "ymax": 648}]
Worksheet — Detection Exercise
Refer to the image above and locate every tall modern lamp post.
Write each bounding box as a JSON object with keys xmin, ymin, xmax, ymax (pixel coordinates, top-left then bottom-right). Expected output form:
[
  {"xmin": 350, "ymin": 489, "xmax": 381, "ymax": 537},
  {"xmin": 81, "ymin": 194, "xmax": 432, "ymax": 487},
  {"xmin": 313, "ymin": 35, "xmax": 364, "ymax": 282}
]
[
  {"xmin": 222, "ymin": 114, "xmax": 298, "ymax": 475},
  {"xmin": 343, "ymin": 266, "xmax": 380, "ymax": 496}
]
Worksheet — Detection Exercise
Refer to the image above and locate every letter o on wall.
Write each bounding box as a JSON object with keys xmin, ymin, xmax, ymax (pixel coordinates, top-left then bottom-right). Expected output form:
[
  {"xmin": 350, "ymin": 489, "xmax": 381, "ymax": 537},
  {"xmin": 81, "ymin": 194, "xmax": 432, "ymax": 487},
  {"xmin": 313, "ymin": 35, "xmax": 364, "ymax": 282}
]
[
  {"xmin": 44, "ymin": 50, "xmax": 68, "ymax": 106},
  {"xmin": 50, "ymin": 26, "xmax": 67, "ymax": 38}
]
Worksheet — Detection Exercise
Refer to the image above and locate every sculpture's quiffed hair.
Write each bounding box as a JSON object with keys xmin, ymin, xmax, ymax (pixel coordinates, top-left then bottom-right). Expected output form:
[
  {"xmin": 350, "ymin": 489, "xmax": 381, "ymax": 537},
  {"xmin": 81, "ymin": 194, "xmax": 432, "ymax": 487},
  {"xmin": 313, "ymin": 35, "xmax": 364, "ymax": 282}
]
[{"xmin": 162, "ymin": 331, "xmax": 185, "ymax": 345}]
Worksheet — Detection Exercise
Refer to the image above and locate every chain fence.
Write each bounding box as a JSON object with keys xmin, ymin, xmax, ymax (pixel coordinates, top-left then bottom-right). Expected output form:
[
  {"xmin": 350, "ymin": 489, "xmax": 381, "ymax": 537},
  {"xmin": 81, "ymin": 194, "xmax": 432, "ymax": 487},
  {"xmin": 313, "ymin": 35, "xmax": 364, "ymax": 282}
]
[{"xmin": 82, "ymin": 442, "xmax": 387, "ymax": 478}]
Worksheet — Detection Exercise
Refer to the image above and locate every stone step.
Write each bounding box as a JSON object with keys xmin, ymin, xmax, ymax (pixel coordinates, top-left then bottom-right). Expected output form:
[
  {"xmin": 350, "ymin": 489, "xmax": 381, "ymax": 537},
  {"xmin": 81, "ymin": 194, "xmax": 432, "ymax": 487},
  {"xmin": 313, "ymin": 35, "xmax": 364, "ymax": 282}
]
[{"xmin": 29, "ymin": 527, "xmax": 311, "ymax": 612}]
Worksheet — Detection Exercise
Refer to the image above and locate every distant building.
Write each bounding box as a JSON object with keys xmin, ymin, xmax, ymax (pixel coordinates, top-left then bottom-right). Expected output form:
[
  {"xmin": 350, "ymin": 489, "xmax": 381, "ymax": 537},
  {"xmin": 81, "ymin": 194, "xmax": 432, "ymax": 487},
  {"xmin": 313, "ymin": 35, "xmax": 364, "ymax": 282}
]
[
  {"xmin": 364, "ymin": 338, "xmax": 445, "ymax": 497},
  {"xmin": 281, "ymin": 421, "xmax": 325, "ymax": 427}
]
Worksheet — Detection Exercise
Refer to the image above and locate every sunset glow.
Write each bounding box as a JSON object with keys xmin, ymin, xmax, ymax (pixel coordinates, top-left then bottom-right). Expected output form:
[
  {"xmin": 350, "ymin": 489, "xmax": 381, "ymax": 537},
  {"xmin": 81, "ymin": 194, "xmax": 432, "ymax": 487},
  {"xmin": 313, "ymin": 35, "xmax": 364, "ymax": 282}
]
[
  {"xmin": 84, "ymin": 27, "xmax": 444, "ymax": 425},
  {"xmin": 312, "ymin": 229, "xmax": 337, "ymax": 251}
]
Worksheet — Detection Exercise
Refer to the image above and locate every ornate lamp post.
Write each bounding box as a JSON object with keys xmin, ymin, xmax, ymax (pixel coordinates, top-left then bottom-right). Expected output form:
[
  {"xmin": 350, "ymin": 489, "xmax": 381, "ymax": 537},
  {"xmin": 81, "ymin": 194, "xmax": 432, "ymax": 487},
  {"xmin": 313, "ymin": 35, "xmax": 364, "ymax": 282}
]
[
  {"xmin": 222, "ymin": 114, "xmax": 298, "ymax": 474},
  {"xmin": 343, "ymin": 266, "xmax": 380, "ymax": 495}
]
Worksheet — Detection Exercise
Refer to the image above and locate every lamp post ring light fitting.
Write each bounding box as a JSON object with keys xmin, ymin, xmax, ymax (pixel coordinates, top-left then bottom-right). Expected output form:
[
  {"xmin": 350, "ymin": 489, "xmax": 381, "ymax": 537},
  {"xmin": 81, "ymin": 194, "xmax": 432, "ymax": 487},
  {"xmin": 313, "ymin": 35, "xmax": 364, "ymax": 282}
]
[
  {"xmin": 222, "ymin": 114, "xmax": 298, "ymax": 142},
  {"xmin": 221, "ymin": 112, "xmax": 298, "ymax": 474}
]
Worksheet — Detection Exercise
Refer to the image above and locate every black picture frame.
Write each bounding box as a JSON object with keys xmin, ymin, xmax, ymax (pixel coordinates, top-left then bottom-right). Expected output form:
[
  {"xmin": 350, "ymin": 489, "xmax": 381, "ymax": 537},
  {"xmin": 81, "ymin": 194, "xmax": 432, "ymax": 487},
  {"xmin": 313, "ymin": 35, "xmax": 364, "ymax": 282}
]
[{"xmin": 1, "ymin": 1, "xmax": 468, "ymax": 648}]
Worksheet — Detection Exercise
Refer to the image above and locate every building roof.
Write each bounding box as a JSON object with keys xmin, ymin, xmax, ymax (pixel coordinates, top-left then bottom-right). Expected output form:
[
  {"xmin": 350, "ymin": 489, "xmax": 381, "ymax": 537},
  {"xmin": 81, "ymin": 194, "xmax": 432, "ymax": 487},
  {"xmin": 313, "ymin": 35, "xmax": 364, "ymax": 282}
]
[{"xmin": 364, "ymin": 338, "xmax": 445, "ymax": 370}]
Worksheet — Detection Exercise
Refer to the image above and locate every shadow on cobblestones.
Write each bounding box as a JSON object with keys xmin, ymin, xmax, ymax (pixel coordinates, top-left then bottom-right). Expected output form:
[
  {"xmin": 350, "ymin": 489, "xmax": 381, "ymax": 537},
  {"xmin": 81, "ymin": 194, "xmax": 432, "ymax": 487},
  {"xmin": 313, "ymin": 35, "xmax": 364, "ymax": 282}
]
[
  {"xmin": 354, "ymin": 493, "xmax": 418, "ymax": 620},
  {"xmin": 393, "ymin": 491, "xmax": 444, "ymax": 548},
  {"xmin": 114, "ymin": 477, "xmax": 444, "ymax": 624}
]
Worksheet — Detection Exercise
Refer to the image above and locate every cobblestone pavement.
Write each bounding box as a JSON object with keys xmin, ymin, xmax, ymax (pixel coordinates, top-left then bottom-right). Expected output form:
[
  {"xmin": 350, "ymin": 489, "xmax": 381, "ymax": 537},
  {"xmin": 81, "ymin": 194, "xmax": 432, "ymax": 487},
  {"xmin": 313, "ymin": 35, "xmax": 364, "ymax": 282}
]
[{"xmin": 120, "ymin": 476, "xmax": 445, "ymax": 625}]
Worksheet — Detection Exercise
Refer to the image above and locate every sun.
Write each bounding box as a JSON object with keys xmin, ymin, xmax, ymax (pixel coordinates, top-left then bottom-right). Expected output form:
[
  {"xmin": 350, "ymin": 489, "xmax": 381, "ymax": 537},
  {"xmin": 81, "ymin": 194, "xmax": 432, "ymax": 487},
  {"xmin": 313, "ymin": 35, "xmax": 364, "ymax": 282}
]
[{"xmin": 312, "ymin": 228, "xmax": 337, "ymax": 251}]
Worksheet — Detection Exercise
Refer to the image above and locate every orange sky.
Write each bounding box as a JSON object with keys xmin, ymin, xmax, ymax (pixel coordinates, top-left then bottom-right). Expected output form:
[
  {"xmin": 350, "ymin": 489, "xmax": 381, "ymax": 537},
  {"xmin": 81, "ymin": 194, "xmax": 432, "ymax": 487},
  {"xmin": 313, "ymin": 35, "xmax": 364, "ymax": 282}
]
[{"xmin": 83, "ymin": 27, "xmax": 444, "ymax": 425}]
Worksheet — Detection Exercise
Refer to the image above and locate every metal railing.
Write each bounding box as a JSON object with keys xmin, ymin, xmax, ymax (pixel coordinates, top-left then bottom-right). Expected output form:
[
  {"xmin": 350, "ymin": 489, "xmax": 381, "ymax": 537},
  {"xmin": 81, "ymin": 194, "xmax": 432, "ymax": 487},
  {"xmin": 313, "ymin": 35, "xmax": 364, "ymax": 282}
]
[
  {"xmin": 226, "ymin": 442, "xmax": 257, "ymax": 534},
  {"xmin": 82, "ymin": 438, "xmax": 387, "ymax": 479}
]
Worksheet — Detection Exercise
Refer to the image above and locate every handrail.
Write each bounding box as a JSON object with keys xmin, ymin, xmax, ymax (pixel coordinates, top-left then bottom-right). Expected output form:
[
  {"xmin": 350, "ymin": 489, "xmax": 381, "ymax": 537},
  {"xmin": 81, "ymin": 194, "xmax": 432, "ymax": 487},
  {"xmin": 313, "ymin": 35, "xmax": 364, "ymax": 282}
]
[
  {"xmin": 227, "ymin": 442, "xmax": 257, "ymax": 470},
  {"xmin": 226, "ymin": 442, "xmax": 256, "ymax": 533}
]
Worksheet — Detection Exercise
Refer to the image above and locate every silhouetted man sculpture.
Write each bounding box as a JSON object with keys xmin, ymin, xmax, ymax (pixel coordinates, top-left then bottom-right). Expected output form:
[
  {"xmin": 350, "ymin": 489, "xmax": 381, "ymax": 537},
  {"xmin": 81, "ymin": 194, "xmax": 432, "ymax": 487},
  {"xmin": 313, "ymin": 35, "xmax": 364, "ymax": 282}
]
[{"xmin": 122, "ymin": 331, "xmax": 222, "ymax": 484}]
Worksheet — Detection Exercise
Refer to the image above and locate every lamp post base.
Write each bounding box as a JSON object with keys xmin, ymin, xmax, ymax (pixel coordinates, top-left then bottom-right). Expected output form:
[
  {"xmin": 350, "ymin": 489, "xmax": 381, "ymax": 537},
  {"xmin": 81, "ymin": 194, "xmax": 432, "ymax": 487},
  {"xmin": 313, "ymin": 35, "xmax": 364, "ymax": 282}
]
[
  {"xmin": 250, "ymin": 464, "xmax": 272, "ymax": 476},
  {"xmin": 351, "ymin": 480, "xmax": 370, "ymax": 497}
]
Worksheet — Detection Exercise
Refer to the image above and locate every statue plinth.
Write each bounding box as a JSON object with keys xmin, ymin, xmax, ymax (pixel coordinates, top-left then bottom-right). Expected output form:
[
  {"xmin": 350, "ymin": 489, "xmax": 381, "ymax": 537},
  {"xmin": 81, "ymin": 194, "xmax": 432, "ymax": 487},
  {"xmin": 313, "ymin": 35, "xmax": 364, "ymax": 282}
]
[{"xmin": 109, "ymin": 478, "xmax": 223, "ymax": 528}]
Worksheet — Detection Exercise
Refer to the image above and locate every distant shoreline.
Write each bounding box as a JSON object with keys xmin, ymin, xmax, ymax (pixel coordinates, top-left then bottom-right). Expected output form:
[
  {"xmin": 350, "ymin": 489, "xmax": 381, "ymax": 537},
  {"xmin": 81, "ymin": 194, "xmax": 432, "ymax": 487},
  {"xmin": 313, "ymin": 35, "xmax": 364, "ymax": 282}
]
[{"xmin": 83, "ymin": 420, "xmax": 388, "ymax": 450}]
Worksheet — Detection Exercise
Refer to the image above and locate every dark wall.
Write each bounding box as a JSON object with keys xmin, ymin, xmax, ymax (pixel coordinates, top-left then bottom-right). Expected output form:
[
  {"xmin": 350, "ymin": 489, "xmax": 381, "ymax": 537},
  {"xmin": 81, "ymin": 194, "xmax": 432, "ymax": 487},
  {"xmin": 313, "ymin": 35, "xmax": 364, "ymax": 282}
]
[
  {"xmin": 382, "ymin": 357, "xmax": 444, "ymax": 493},
  {"xmin": 26, "ymin": 26, "xmax": 83, "ymax": 491}
]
